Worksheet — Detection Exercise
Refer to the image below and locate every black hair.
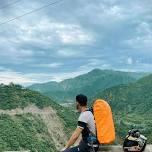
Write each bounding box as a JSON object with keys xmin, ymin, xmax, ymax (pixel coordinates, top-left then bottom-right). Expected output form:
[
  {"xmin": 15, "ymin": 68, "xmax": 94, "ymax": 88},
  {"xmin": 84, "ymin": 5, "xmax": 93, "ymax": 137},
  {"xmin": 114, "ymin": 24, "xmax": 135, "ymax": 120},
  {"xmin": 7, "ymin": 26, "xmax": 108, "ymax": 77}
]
[{"xmin": 76, "ymin": 94, "xmax": 87, "ymax": 106}]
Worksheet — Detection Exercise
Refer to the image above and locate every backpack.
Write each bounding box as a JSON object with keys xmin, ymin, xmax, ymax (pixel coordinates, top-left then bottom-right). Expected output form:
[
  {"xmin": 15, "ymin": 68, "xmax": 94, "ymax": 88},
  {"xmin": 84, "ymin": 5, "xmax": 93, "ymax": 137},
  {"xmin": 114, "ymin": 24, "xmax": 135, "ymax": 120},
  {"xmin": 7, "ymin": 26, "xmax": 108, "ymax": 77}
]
[
  {"xmin": 92, "ymin": 99, "xmax": 115, "ymax": 144},
  {"xmin": 123, "ymin": 129, "xmax": 147, "ymax": 152}
]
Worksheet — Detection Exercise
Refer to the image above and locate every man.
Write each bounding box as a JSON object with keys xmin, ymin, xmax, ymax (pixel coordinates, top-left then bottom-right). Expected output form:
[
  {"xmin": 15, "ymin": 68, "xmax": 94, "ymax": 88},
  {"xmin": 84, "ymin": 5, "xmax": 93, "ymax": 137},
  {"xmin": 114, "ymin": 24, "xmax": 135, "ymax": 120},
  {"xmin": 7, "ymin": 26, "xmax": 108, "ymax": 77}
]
[{"xmin": 61, "ymin": 94, "xmax": 99, "ymax": 152}]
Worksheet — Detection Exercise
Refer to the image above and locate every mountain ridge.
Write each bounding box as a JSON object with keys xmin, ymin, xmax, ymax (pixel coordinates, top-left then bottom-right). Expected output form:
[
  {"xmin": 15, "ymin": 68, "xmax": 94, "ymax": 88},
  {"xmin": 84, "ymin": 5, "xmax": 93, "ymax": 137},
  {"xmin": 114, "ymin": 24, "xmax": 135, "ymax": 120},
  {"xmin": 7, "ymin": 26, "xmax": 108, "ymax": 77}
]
[{"xmin": 29, "ymin": 69, "xmax": 146, "ymax": 103}]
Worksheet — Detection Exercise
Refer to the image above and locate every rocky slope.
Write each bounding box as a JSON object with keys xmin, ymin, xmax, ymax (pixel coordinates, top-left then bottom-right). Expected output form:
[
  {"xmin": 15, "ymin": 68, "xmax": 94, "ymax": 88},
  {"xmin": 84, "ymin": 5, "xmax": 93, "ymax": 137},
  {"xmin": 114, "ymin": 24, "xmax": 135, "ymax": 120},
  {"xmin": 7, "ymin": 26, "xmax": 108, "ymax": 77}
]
[
  {"xmin": 0, "ymin": 105, "xmax": 67, "ymax": 150},
  {"xmin": 0, "ymin": 83, "xmax": 77, "ymax": 152}
]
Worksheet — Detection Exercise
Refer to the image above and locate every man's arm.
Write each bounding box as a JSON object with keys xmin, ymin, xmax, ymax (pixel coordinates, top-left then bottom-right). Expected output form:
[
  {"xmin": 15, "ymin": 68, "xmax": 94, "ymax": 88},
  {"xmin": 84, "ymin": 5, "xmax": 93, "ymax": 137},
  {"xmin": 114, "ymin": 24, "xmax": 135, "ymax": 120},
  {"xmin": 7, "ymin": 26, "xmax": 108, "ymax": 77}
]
[{"xmin": 64, "ymin": 127, "xmax": 83, "ymax": 149}]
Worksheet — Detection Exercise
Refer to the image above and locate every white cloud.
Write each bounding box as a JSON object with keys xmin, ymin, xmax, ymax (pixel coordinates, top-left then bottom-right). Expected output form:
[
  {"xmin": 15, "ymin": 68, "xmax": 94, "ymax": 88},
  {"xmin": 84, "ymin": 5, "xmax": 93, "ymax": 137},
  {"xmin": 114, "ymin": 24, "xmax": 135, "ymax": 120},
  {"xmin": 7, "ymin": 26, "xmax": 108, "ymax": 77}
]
[
  {"xmin": 0, "ymin": 0, "xmax": 151, "ymax": 76},
  {"xmin": 0, "ymin": 68, "xmax": 92, "ymax": 86},
  {"xmin": 0, "ymin": 70, "xmax": 36, "ymax": 85},
  {"xmin": 137, "ymin": 22, "xmax": 152, "ymax": 34},
  {"xmin": 79, "ymin": 58, "xmax": 111, "ymax": 71},
  {"xmin": 101, "ymin": 64, "xmax": 112, "ymax": 68},
  {"xmin": 89, "ymin": 59, "xmax": 103, "ymax": 66},
  {"xmin": 123, "ymin": 22, "xmax": 152, "ymax": 52},
  {"xmin": 36, "ymin": 20, "xmax": 93, "ymax": 45},
  {"xmin": 56, "ymin": 26, "xmax": 93, "ymax": 44},
  {"xmin": 56, "ymin": 49, "xmax": 87, "ymax": 58},
  {"xmin": 125, "ymin": 36, "xmax": 152, "ymax": 52},
  {"xmin": 0, "ymin": 18, "xmax": 94, "ymax": 65},
  {"xmin": 114, "ymin": 62, "xmax": 152, "ymax": 73},
  {"xmin": 32, "ymin": 63, "xmax": 63, "ymax": 68},
  {"xmin": 57, "ymin": 50, "xmax": 77, "ymax": 57},
  {"xmin": 104, "ymin": 5, "xmax": 124, "ymax": 19},
  {"xmin": 114, "ymin": 68, "xmax": 137, "ymax": 72},
  {"xmin": 0, "ymin": 66, "xmax": 6, "ymax": 70},
  {"xmin": 14, "ymin": 19, "xmax": 93, "ymax": 45},
  {"xmin": 127, "ymin": 57, "xmax": 133, "ymax": 65},
  {"xmin": 0, "ymin": 40, "xmax": 34, "ymax": 64}
]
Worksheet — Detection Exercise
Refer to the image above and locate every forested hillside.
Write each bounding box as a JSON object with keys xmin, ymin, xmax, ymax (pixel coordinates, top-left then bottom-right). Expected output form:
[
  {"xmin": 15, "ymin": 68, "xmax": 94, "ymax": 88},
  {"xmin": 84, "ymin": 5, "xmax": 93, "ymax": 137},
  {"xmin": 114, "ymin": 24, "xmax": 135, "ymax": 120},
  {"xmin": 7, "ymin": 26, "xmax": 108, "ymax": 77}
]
[
  {"xmin": 29, "ymin": 69, "xmax": 145, "ymax": 103},
  {"xmin": 95, "ymin": 74, "xmax": 152, "ymax": 143},
  {"xmin": 0, "ymin": 114, "xmax": 56, "ymax": 152},
  {"xmin": 1, "ymin": 73, "xmax": 152, "ymax": 152},
  {"xmin": 0, "ymin": 83, "xmax": 78, "ymax": 152}
]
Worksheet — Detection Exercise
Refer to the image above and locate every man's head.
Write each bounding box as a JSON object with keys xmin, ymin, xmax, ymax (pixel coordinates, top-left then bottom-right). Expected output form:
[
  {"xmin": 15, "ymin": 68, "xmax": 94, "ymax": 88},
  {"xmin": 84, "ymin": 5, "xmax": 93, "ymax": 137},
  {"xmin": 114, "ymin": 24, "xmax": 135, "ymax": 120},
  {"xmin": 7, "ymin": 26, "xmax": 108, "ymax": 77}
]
[{"xmin": 76, "ymin": 94, "xmax": 87, "ymax": 112}]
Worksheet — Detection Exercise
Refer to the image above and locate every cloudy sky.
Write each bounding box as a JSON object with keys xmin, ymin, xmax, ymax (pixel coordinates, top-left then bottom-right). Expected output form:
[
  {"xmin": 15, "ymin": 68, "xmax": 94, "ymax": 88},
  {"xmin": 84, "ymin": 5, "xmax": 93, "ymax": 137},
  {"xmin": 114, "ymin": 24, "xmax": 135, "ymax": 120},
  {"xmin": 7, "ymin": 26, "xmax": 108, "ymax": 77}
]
[{"xmin": 0, "ymin": 0, "xmax": 152, "ymax": 85}]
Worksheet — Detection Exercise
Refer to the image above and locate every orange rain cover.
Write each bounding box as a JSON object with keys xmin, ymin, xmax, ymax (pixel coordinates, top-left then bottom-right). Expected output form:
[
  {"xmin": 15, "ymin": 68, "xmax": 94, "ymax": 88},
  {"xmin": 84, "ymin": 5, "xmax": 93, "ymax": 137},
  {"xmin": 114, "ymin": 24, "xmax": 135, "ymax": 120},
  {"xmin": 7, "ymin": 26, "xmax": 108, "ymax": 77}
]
[{"xmin": 93, "ymin": 99, "xmax": 115, "ymax": 144}]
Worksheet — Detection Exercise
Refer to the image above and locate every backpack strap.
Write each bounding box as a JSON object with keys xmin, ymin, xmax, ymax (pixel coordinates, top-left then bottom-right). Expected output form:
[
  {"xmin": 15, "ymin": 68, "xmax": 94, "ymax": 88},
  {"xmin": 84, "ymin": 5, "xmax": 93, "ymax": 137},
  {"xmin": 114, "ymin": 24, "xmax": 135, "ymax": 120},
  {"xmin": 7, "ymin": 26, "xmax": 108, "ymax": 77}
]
[{"xmin": 85, "ymin": 108, "xmax": 97, "ymax": 138}]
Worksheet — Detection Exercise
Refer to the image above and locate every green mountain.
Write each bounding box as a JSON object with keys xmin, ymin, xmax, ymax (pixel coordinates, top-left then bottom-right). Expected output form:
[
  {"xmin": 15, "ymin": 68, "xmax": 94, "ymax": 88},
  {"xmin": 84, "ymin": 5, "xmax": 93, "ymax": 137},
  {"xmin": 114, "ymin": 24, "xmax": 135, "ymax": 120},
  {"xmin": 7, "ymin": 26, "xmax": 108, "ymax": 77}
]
[
  {"xmin": 0, "ymin": 83, "xmax": 78, "ymax": 152},
  {"xmin": 95, "ymin": 74, "xmax": 152, "ymax": 143},
  {"xmin": 0, "ymin": 114, "xmax": 56, "ymax": 152},
  {"xmin": 0, "ymin": 73, "xmax": 152, "ymax": 151},
  {"xmin": 29, "ymin": 69, "xmax": 145, "ymax": 103}
]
